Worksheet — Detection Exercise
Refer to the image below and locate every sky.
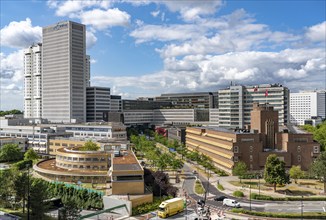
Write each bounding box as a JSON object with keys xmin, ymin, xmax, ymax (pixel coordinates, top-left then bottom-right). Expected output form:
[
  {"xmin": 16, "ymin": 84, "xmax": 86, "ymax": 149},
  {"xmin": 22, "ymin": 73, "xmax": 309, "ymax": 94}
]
[{"xmin": 0, "ymin": 0, "xmax": 325, "ymax": 110}]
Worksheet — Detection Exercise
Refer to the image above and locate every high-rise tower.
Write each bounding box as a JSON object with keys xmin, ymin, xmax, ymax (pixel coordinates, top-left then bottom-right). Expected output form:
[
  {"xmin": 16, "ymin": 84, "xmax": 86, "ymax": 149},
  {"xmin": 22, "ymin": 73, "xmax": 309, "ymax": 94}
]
[
  {"xmin": 24, "ymin": 43, "xmax": 42, "ymax": 119},
  {"xmin": 42, "ymin": 21, "xmax": 86, "ymax": 123}
]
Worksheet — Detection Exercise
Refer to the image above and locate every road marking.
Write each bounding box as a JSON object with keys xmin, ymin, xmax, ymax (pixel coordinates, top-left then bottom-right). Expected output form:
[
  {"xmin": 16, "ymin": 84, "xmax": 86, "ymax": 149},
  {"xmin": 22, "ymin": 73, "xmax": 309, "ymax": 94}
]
[{"xmin": 323, "ymin": 207, "xmax": 325, "ymax": 212}]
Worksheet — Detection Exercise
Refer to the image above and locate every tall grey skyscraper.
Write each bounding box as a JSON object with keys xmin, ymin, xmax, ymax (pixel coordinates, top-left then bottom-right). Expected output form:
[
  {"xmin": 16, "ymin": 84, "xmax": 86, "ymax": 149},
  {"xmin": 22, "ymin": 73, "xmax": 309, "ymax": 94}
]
[
  {"xmin": 85, "ymin": 55, "xmax": 91, "ymax": 87},
  {"xmin": 42, "ymin": 21, "xmax": 86, "ymax": 123},
  {"xmin": 24, "ymin": 43, "xmax": 42, "ymax": 119}
]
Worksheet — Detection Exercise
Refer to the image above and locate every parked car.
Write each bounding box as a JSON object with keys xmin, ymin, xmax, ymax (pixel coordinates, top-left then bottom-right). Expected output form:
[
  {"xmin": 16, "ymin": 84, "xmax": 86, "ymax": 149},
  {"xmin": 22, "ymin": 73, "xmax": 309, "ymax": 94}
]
[
  {"xmin": 197, "ymin": 199, "xmax": 205, "ymax": 207},
  {"xmin": 214, "ymin": 196, "xmax": 227, "ymax": 201},
  {"xmin": 222, "ymin": 199, "xmax": 240, "ymax": 208}
]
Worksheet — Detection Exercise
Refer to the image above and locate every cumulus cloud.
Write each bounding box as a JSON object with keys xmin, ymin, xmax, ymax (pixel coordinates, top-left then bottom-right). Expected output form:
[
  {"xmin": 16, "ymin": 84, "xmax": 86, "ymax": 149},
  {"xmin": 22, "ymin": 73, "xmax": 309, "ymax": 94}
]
[
  {"xmin": 80, "ymin": 8, "xmax": 130, "ymax": 30},
  {"xmin": 130, "ymin": 24, "xmax": 204, "ymax": 43},
  {"xmin": 306, "ymin": 21, "xmax": 326, "ymax": 42},
  {"xmin": 0, "ymin": 50, "xmax": 24, "ymax": 82},
  {"xmin": 86, "ymin": 30, "xmax": 97, "ymax": 48},
  {"xmin": 0, "ymin": 18, "xmax": 42, "ymax": 48},
  {"xmin": 151, "ymin": 10, "xmax": 160, "ymax": 18},
  {"xmin": 92, "ymin": 48, "xmax": 325, "ymax": 98}
]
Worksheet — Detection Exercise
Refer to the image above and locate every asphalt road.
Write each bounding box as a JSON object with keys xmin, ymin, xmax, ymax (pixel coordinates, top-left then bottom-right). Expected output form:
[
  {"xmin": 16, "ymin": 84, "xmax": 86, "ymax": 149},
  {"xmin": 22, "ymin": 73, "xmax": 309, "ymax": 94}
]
[{"xmin": 182, "ymin": 163, "xmax": 326, "ymax": 214}]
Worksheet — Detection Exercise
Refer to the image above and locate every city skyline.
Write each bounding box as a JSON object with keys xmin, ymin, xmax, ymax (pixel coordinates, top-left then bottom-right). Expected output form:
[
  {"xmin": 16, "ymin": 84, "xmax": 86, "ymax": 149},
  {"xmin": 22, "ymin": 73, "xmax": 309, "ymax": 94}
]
[{"xmin": 1, "ymin": 0, "xmax": 325, "ymax": 110}]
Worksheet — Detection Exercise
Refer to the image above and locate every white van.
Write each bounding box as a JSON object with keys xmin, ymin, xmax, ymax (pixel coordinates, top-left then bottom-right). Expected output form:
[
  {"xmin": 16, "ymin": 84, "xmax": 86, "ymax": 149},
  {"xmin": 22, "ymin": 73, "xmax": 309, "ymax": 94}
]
[{"xmin": 222, "ymin": 199, "xmax": 240, "ymax": 208}]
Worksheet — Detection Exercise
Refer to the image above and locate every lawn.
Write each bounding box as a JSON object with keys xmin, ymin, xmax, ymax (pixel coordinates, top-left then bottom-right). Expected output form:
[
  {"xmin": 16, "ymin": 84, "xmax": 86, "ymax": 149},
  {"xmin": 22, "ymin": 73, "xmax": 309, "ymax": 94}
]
[{"xmin": 195, "ymin": 180, "xmax": 205, "ymax": 194}]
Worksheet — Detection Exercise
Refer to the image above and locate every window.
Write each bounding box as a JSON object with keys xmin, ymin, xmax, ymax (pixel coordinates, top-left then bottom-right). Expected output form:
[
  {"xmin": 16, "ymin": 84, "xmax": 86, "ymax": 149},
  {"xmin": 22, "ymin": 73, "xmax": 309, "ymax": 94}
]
[
  {"xmin": 297, "ymin": 146, "xmax": 301, "ymax": 153},
  {"xmin": 298, "ymin": 155, "xmax": 301, "ymax": 162},
  {"xmin": 249, "ymin": 146, "xmax": 253, "ymax": 153},
  {"xmin": 250, "ymin": 155, "xmax": 253, "ymax": 162},
  {"xmin": 55, "ymin": 143, "xmax": 60, "ymax": 146},
  {"xmin": 234, "ymin": 156, "xmax": 239, "ymax": 162},
  {"xmin": 313, "ymin": 146, "xmax": 319, "ymax": 154},
  {"xmin": 234, "ymin": 146, "xmax": 239, "ymax": 153}
]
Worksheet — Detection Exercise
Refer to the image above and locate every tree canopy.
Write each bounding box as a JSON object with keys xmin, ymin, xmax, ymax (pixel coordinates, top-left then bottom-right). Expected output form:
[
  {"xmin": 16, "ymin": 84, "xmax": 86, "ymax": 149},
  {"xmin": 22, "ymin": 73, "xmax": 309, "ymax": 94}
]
[
  {"xmin": 289, "ymin": 165, "xmax": 305, "ymax": 184},
  {"xmin": 264, "ymin": 154, "xmax": 290, "ymax": 191},
  {"xmin": 0, "ymin": 109, "xmax": 23, "ymax": 116},
  {"xmin": 79, "ymin": 140, "xmax": 100, "ymax": 151},
  {"xmin": 24, "ymin": 148, "xmax": 39, "ymax": 161},
  {"xmin": 232, "ymin": 161, "xmax": 248, "ymax": 183},
  {"xmin": 302, "ymin": 122, "xmax": 326, "ymax": 151},
  {"xmin": 0, "ymin": 144, "xmax": 22, "ymax": 162},
  {"xmin": 310, "ymin": 151, "xmax": 326, "ymax": 193}
]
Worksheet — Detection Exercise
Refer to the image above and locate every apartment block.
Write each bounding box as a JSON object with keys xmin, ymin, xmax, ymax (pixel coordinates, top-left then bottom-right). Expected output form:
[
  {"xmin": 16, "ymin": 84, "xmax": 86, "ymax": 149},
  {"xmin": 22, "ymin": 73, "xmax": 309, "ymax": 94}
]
[
  {"xmin": 24, "ymin": 43, "xmax": 42, "ymax": 119},
  {"xmin": 42, "ymin": 21, "xmax": 86, "ymax": 123},
  {"xmin": 290, "ymin": 91, "xmax": 326, "ymax": 125}
]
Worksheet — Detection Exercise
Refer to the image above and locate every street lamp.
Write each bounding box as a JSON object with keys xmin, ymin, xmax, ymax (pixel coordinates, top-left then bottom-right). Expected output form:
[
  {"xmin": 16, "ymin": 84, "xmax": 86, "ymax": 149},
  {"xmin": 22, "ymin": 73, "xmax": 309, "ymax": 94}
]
[
  {"xmin": 257, "ymin": 174, "xmax": 261, "ymax": 196},
  {"xmin": 204, "ymin": 170, "xmax": 210, "ymax": 204},
  {"xmin": 26, "ymin": 164, "xmax": 30, "ymax": 220},
  {"xmin": 301, "ymin": 196, "xmax": 303, "ymax": 220},
  {"xmin": 249, "ymin": 184, "xmax": 252, "ymax": 211}
]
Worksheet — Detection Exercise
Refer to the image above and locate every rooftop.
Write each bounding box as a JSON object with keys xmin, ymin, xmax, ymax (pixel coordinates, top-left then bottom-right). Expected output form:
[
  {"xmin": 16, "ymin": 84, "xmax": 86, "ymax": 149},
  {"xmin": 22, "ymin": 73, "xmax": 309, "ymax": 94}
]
[{"xmin": 112, "ymin": 151, "xmax": 142, "ymax": 171}]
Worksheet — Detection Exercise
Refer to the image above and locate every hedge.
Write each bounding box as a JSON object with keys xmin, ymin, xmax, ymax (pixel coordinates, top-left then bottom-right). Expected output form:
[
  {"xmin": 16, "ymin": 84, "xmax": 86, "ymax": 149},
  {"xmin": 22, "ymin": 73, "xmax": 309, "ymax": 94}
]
[
  {"xmin": 250, "ymin": 193, "xmax": 326, "ymax": 201},
  {"xmin": 232, "ymin": 208, "xmax": 326, "ymax": 219},
  {"xmin": 13, "ymin": 159, "xmax": 33, "ymax": 170},
  {"xmin": 217, "ymin": 183, "xmax": 225, "ymax": 191},
  {"xmin": 132, "ymin": 196, "xmax": 172, "ymax": 216},
  {"xmin": 233, "ymin": 190, "xmax": 244, "ymax": 197}
]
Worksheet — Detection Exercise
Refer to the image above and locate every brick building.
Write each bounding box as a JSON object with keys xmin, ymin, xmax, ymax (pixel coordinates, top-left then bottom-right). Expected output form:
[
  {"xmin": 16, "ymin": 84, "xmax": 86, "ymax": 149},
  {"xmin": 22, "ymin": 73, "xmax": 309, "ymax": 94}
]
[{"xmin": 186, "ymin": 103, "xmax": 320, "ymax": 174}]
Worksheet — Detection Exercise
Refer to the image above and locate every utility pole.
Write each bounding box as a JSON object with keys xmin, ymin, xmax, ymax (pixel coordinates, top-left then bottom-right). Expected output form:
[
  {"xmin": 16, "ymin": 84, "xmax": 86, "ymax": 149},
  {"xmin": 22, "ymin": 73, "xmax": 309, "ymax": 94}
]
[
  {"xmin": 257, "ymin": 174, "xmax": 261, "ymax": 196},
  {"xmin": 249, "ymin": 184, "xmax": 252, "ymax": 211},
  {"xmin": 204, "ymin": 170, "xmax": 210, "ymax": 204},
  {"xmin": 301, "ymin": 196, "xmax": 303, "ymax": 220}
]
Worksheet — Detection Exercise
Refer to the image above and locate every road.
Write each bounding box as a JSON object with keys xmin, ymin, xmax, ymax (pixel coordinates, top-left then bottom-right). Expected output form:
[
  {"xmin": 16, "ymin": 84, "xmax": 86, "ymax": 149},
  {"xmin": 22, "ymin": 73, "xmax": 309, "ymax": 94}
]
[{"xmin": 182, "ymin": 162, "xmax": 326, "ymax": 214}]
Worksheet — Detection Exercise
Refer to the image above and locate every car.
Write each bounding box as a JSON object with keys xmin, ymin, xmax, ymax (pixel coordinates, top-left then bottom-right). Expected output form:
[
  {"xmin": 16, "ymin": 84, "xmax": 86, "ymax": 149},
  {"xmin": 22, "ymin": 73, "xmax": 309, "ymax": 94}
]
[
  {"xmin": 214, "ymin": 196, "xmax": 227, "ymax": 201},
  {"xmin": 222, "ymin": 199, "xmax": 240, "ymax": 208},
  {"xmin": 197, "ymin": 199, "xmax": 205, "ymax": 207}
]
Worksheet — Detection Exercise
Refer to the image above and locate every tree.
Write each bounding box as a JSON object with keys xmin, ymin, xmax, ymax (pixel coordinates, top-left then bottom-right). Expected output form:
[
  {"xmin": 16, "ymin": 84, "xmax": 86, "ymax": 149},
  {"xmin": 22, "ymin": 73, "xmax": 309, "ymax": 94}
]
[
  {"xmin": 264, "ymin": 154, "xmax": 290, "ymax": 192},
  {"xmin": 59, "ymin": 198, "xmax": 81, "ymax": 220},
  {"xmin": 30, "ymin": 178, "xmax": 50, "ymax": 219},
  {"xmin": 310, "ymin": 151, "xmax": 326, "ymax": 193},
  {"xmin": 24, "ymin": 148, "xmax": 39, "ymax": 161},
  {"xmin": 232, "ymin": 161, "xmax": 248, "ymax": 183},
  {"xmin": 289, "ymin": 165, "xmax": 305, "ymax": 184},
  {"xmin": 313, "ymin": 122, "xmax": 326, "ymax": 151},
  {"xmin": 13, "ymin": 172, "xmax": 29, "ymax": 213},
  {"xmin": 0, "ymin": 144, "xmax": 22, "ymax": 162},
  {"xmin": 0, "ymin": 169, "xmax": 16, "ymax": 207},
  {"xmin": 80, "ymin": 140, "xmax": 100, "ymax": 151}
]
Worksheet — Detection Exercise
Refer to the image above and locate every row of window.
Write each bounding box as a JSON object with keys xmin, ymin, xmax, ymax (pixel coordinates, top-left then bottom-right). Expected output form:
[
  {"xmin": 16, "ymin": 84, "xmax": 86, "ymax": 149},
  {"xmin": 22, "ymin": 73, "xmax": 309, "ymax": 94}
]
[
  {"xmin": 57, "ymin": 163, "xmax": 107, "ymax": 170},
  {"xmin": 57, "ymin": 155, "xmax": 107, "ymax": 162}
]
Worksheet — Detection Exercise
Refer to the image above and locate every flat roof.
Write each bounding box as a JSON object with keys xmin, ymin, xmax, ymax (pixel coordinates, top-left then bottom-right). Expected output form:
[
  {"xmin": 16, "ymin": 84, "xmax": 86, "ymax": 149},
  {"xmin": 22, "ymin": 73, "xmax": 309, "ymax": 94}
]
[{"xmin": 112, "ymin": 151, "xmax": 142, "ymax": 171}]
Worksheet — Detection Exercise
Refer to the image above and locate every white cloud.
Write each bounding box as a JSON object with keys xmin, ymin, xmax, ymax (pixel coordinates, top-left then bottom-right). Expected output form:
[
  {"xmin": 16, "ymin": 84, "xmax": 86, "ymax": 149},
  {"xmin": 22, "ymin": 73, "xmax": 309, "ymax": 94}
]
[
  {"xmin": 92, "ymin": 48, "xmax": 325, "ymax": 99},
  {"xmin": 48, "ymin": 0, "xmax": 112, "ymax": 18},
  {"xmin": 306, "ymin": 21, "xmax": 326, "ymax": 42},
  {"xmin": 86, "ymin": 30, "xmax": 97, "ymax": 48},
  {"xmin": 130, "ymin": 24, "xmax": 205, "ymax": 43},
  {"xmin": 0, "ymin": 18, "xmax": 42, "ymax": 48},
  {"xmin": 151, "ymin": 10, "xmax": 160, "ymax": 18},
  {"xmin": 80, "ymin": 8, "xmax": 131, "ymax": 30}
]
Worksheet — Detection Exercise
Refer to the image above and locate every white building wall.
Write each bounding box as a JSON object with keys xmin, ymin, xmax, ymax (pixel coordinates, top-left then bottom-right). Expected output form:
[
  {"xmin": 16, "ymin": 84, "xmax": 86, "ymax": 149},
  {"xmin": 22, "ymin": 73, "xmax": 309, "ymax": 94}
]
[{"xmin": 24, "ymin": 44, "xmax": 42, "ymax": 119}]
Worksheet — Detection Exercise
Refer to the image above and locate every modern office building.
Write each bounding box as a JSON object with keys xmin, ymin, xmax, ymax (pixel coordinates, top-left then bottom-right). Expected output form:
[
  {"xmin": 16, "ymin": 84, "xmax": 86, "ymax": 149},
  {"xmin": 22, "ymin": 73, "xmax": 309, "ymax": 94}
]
[
  {"xmin": 218, "ymin": 84, "xmax": 289, "ymax": 128},
  {"xmin": 156, "ymin": 92, "xmax": 218, "ymax": 109},
  {"xmin": 122, "ymin": 99, "xmax": 172, "ymax": 110},
  {"xmin": 290, "ymin": 91, "xmax": 326, "ymax": 125},
  {"xmin": 110, "ymin": 95, "xmax": 122, "ymax": 112},
  {"xmin": 86, "ymin": 87, "xmax": 111, "ymax": 122},
  {"xmin": 186, "ymin": 103, "xmax": 320, "ymax": 174},
  {"xmin": 24, "ymin": 43, "xmax": 42, "ymax": 119},
  {"xmin": 42, "ymin": 21, "xmax": 86, "ymax": 123}
]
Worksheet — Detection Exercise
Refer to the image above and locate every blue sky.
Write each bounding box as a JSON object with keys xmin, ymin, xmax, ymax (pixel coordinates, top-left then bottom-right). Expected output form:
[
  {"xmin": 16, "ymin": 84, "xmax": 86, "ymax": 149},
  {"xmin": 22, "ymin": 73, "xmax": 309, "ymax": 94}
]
[{"xmin": 1, "ymin": 0, "xmax": 325, "ymax": 110}]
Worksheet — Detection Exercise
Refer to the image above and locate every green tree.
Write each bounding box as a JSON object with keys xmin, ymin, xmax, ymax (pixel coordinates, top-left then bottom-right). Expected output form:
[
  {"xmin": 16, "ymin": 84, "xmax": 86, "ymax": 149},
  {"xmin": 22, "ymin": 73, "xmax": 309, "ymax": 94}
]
[
  {"xmin": 0, "ymin": 144, "xmax": 22, "ymax": 162},
  {"xmin": 80, "ymin": 140, "xmax": 100, "ymax": 151},
  {"xmin": 0, "ymin": 109, "xmax": 23, "ymax": 116},
  {"xmin": 264, "ymin": 154, "xmax": 290, "ymax": 192},
  {"xmin": 310, "ymin": 151, "xmax": 326, "ymax": 193},
  {"xmin": 13, "ymin": 172, "xmax": 29, "ymax": 213},
  {"xmin": 314, "ymin": 122, "xmax": 326, "ymax": 151},
  {"xmin": 232, "ymin": 161, "xmax": 248, "ymax": 183},
  {"xmin": 289, "ymin": 165, "xmax": 305, "ymax": 184},
  {"xmin": 24, "ymin": 148, "xmax": 39, "ymax": 161},
  {"xmin": 30, "ymin": 178, "xmax": 50, "ymax": 219},
  {"xmin": 0, "ymin": 169, "xmax": 16, "ymax": 207},
  {"xmin": 59, "ymin": 198, "xmax": 82, "ymax": 219}
]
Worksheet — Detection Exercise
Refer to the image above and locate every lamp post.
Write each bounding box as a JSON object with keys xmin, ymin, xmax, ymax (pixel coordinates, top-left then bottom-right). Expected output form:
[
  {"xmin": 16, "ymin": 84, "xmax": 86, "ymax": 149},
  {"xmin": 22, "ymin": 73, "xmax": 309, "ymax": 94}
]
[
  {"xmin": 257, "ymin": 174, "xmax": 261, "ymax": 196},
  {"xmin": 301, "ymin": 196, "xmax": 303, "ymax": 220},
  {"xmin": 26, "ymin": 164, "xmax": 30, "ymax": 220},
  {"xmin": 249, "ymin": 184, "xmax": 252, "ymax": 211},
  {"xmin": 204, "ymin": 170, "xmax": 210, "ymax": 204}
]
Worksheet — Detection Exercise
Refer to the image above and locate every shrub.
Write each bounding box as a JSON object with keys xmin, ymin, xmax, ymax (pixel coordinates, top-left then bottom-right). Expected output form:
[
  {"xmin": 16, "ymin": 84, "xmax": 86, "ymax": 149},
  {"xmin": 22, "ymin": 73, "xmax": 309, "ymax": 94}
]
[
  {"xmin": 13, "ymin": 159, "xmax": 33, "ymax": 170},
  {"xmin": 217, "ymin": 183, "xmax": 224, "ymax": 191},
  {"xmin": 132, "ymin": 196, "xmax": 172, "ymax": 216},
  {"xmin": 195, "ymin": 180, "xmax": 205, "ymax": 194},
  {"xmin": 250, "ymin": 193, "xmax": 326, "ymax": 201},
  {"xmin": 233, "ymin": 190, "xmax": 244, "ymax": 197}
]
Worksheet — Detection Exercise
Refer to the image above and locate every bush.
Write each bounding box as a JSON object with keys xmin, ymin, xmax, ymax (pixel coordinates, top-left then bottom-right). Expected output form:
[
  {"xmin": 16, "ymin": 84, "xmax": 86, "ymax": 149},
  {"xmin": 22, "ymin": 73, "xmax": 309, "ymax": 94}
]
[
  {"xmin": 195, "ymin": 180, "xmax": 205, "ymax": 194},
  {"xmin": 232, "ymin": 208, "xmax": 326, "ymax": 219},
  {"xmin": 132, "ymin": 196, "xmax": 172, "ymax": 216},
  {"xmin": 250, "ymin": 193, "xmax": 326, "ymax": 201},
  {"xmin": 233, "ymin": 190, "xmax": 244, "ymax": 197},
  {"xmin": 13, "ymin": 159, "xmax": 33, "ymax": 170},
  {"xmin": 217, "ymin": 183, "xmax": 224, "ymax": 191}
]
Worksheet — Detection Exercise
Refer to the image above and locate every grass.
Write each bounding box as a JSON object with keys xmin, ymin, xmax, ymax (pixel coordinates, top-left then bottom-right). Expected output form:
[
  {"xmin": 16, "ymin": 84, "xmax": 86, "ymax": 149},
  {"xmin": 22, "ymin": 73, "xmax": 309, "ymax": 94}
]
[
  {"xmin": 217, "ymin": 183, "xmax": 225, "ymax": 191},
  {"xmin": 195, "ymin": 180, "xmax": 205, "ymax": 194}
]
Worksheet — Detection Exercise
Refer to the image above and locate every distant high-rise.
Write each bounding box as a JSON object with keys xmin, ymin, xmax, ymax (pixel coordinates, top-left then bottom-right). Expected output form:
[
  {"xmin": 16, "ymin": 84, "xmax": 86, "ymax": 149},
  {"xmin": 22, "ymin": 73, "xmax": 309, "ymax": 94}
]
[
  {"xmin": 42, "ymin": 21, "xmax": 86, "ymax": 123},
  {"xmin": 24, "ymin": 43, "xmax": 42, "ymax": 119},
  {"xmin": 218, "ymin": 84, "xmax": 289, "ymax": 128},
  {"xmin": 290, "ymin": 91, "xmax": 326, "ymax": 125}
]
